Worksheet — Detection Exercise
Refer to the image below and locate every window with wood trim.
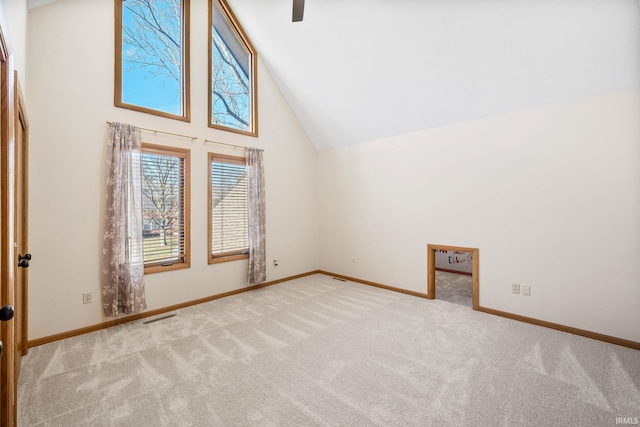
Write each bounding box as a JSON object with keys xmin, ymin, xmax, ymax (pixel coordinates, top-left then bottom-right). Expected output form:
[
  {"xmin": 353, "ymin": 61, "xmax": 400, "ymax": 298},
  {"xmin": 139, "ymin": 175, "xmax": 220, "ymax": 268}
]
[
  {"xmin": 142, "ymin": 144, "xmax": 190, "ymax": 273},
  {"xmin": 208, "ymin": 152, "xmax": 248, "ymax": 264},
  {"xmin": 209, "ymin": 0, "xmax": 258, "ymax": 136},
  {"xmin": 115, "ymin": 0, "xmax": 191, "ymax": 121}
]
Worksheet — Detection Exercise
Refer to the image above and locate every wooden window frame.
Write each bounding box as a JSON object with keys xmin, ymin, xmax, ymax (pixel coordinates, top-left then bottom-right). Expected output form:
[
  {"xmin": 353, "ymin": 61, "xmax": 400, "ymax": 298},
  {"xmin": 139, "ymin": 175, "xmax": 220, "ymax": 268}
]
[
  {"xmin": 142, "ymin": 143, "xmax": 191, "ymax": 274},
  {"xmin": 208, "ymin": 152, "xmax": 249, "ymax": 264},
  {"xmin": 208, "ymin": 0, "xmax": 258, "ymax": 137},
  {"xmin": 114, "ymin": 0, "xmax": 191, "ymax": 122}
]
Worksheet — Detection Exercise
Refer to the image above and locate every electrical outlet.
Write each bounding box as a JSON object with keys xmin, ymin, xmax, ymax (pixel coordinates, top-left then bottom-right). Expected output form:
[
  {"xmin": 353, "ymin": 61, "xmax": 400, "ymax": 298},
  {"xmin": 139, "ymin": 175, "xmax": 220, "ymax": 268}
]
[
  {"xmin": 523, "ymin": 285, "xmax": 531, "ymax": 296},
  {"xmin": 351, "ymin": 257, "xmax": 356, "ymax": 265},
  {"xmin": 512, "ymin": 284, "xmax": 520, "ymax": 294},
  {"xmin": 273, "ymin": 259, "xmax": 279, "ymax": 267},
  {"xmin": 83, "ymin": 292, "xmax": 92, "ymax": 304}
]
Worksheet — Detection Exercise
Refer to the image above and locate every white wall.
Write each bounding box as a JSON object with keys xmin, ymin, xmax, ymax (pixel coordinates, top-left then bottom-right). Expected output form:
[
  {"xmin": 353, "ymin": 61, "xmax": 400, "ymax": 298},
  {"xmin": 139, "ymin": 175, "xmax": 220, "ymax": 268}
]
[
  {"xmin": 0, "ymin": 0, "xmax": 28, "ymax": 80},
  {"xmin": 318, "ymin": 87, "xmax": 640, "ymax": 343},
  {"xmin": 26, "ymin": 0, "xmax": 319, "ymax": 339},
  {"xmin": 22, "ymin": 0, "xmax": 640, "ymax": 345}
]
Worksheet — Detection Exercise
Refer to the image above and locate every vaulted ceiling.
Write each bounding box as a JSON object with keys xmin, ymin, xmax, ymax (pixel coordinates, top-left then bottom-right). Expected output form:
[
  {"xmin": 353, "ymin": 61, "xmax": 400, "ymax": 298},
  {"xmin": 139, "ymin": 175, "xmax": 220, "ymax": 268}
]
[
  {"xmin": 27, "ymin": 0, "xmax": 640, "ymax": 150},
  {"xmin": 227, "ymin": 0, "xmax": 640, "ymax": 149}
]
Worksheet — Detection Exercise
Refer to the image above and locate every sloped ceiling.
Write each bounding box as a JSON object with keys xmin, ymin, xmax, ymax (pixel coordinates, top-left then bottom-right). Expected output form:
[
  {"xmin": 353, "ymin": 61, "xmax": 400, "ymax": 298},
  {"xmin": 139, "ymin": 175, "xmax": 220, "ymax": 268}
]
[
  {"xmin": 27, "ymin": 0, "xmax": 640, "ymax": 150},
  {"xmin": 227, "ymin": 0, "xmax": 640, "ymax": 150}
]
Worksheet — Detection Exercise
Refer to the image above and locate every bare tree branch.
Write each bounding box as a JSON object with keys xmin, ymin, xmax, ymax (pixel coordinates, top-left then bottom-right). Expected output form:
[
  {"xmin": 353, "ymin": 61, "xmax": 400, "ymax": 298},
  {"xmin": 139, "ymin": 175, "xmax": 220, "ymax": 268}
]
[
  {"xmin": 212, "ymin": 90, "xmax": 249, "ymax": 127},
  {"xmin": 122, "ymin": 0, "xmax": 252, "ymax": 130},
  {"xmin": 142, "ymin": 154, "xmax": 180, "ymax": 246}
]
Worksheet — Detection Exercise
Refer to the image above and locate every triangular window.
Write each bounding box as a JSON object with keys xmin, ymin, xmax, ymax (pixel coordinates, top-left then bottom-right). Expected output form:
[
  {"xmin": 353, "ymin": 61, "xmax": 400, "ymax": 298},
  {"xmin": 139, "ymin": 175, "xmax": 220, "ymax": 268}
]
[{"xmin": 209, "ymin": 0, "xmax": 258, "ymax": 136}]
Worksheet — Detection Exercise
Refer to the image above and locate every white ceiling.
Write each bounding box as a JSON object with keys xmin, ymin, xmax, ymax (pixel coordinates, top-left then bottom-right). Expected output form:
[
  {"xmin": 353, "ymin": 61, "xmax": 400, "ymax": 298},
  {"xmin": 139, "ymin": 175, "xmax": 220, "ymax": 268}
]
[
  {"xmin": 27, "ymin": 0, "xmax": 640, "ymax": 149},
  {"xmin": 227, "ymin": 0, "xmax": 640, "ymax": 149}
]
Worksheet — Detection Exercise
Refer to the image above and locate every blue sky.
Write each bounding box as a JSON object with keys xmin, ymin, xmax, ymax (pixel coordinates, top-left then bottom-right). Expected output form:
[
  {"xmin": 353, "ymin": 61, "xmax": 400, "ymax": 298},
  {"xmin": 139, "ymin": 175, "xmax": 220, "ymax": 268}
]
[
  {"xmin": 121, "ymin": 1, "xmax": 182, "ymax": 115},
  {"xmin": 119, "ymin": 0, "xmax": 252, "ymax": 124}
]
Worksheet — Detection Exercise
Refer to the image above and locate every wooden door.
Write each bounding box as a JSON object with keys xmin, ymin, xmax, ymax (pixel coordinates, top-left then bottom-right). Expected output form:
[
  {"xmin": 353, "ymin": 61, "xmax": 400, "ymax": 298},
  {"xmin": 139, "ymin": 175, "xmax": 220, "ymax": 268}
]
[
  {"xmin": 0, "ymin": 21, "xmax": 20, "ymax": 426},
  {"xmin": 0, "ymin": 40, "xmax": 2, "ymax": 427},
  {"xmin": 0, "ymin": 25, "xmax": 4, "ymax": 424},
  {"xmin": 0, "ymin": 29, "xmax": 7, "ymax": 426}
]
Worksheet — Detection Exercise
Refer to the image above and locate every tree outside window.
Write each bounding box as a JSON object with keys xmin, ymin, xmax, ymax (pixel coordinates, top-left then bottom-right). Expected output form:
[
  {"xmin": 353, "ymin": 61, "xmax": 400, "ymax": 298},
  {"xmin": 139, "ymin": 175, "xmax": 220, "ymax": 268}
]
[
  {"xmin": 209, "ymin": 0, "xmax": 258, "ymax": 136},
  {"xmin": 116, "ymin": 0, "xmax": 190, "ymax": 120},
  {"xmin": 141, "ymin": 144, "xmax": 190, "ymax": 274}
]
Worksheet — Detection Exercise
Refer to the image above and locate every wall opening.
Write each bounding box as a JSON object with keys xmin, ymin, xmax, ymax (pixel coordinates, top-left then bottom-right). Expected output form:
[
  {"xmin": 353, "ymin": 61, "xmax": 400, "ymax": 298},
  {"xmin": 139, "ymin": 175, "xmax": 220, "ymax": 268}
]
[
  {"xmin": 427, "ymin": 244, "xmax": 479, "ymax": 310},
  {"xmin": 435, "ymin": 250, "xmax": 473, "ymax": 307}
]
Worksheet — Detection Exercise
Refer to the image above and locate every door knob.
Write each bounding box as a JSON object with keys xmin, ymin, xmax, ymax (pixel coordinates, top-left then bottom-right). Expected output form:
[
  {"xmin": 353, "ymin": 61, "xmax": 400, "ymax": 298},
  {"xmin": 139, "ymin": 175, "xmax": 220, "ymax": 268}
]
[
  {"xmin": 0, "ymin": 305, "xmax": 14, "ymax": 321},
  {"xmin": 0, "ymin": 341, "xmax": 2, "ymax": 358},
  {"xmin": 18, "ymin": 253, "xmax": 31, "ymax": 268}
]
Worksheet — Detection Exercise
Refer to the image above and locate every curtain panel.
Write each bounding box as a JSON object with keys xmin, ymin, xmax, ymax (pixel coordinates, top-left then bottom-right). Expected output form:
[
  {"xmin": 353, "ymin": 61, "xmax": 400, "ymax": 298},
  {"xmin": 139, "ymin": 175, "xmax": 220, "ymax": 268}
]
[
  {"xmin": 246, "ymin": 147, "xmax": 266, "ymax": 285},
  {"xmin": 102, "ymin": 122, "xmax": 147, "ymax": 316}
]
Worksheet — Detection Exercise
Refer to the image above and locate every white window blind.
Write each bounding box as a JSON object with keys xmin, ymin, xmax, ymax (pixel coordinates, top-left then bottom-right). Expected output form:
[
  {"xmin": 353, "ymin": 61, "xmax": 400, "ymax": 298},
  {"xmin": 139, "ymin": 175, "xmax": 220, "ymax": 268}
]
[
  {"xmin": 142, "ymin": 148, "xmax": 188, "ymax": 267},
  {"xmin": 210, "ymin": 154, "xmax": 248, "ymax": 258}
]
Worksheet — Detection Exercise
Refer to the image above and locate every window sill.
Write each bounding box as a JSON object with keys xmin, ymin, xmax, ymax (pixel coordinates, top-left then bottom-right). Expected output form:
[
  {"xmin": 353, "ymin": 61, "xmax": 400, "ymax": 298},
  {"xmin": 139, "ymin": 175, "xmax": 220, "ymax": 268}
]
[
  {"xmin": 209, "ymin": 253, "xmax": 249, "ymax": 265},
  {"xmin": 144, "ymin": 261, "xmax": 190, "ymax": 275}
]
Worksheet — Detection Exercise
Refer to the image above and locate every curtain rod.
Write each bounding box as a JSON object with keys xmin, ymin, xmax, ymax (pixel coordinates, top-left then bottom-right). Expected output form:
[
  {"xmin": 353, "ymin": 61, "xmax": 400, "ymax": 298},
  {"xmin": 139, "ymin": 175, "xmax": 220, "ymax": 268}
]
[
  {"xmin": 106, "ymin": 121, "xmax": 263, "ymax": 151},
  {"xmin": 204, "ymin": 139, "xmax": 263, "ymax": 152},
  {"xmin": 106, "ymin": 121, "xmax": 198, "ymax": 141}
]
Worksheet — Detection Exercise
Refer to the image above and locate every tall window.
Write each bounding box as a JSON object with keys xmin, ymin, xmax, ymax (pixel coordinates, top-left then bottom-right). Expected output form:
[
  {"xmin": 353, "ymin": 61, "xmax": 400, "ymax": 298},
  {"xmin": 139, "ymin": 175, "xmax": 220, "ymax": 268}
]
[
  {"xmin": 115, "ymin": 0, "xmax": 191, "ymax": 121},
  {"xmin": 209, "ymin": 0, "xmax": 258, "ymax": 136},
  {"xmin": 208, "ymin": 153, "xmax": 248, "ymax": 263},
  {"xmin": 142, "ymin": 144, "xmax": 190, "ymax": 273}
]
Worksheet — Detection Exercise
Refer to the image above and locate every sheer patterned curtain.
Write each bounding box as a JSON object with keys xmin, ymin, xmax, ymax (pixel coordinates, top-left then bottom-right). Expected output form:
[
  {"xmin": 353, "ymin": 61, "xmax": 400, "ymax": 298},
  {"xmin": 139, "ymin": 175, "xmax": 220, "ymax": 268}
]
[
  {"xmin": 102, "ymin": 122, "xmax": 147, "ymax": 316},
  {"xmin": 246, "ymin": 147, "xmax": 266, "ymax": 285}
]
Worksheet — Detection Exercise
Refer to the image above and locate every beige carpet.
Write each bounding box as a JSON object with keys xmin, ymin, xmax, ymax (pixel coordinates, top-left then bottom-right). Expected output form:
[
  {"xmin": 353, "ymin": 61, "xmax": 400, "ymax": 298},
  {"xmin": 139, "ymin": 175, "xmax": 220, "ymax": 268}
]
[
  {"xmin": 436, "ymin": 270, "xmax": 473, "ymax": 307},
  {"xmin": 18, "ymin": 274, "xmax": 640, "ymax": 426}
]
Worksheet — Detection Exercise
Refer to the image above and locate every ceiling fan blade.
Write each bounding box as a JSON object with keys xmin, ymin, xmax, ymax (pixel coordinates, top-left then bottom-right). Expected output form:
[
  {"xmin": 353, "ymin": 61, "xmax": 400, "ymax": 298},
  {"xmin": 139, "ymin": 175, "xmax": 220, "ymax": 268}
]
[{"xmin": 293, "ymin": 0, "xmax": 305, "ymax": 22}]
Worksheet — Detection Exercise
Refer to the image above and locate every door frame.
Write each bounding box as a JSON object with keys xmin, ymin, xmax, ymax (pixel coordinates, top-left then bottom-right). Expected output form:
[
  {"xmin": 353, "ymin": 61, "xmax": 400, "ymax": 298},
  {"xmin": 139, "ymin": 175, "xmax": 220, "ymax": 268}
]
[
  {"xmin": 14, "ymin": 70, "xmax": 28, "ymax": 360},
  {"xmin": 427, "ymin": 243, "xmax": 479, "ymax": 310}
]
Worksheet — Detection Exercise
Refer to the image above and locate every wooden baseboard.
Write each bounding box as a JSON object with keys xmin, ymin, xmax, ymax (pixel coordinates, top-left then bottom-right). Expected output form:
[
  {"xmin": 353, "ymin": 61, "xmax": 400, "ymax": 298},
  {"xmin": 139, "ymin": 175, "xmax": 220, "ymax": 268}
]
[
  {"xmin": 27, "ymin": 271, "xmax": 321, "ymax": 349},
  {"xmin": 321, "ymin": 270, "xmax": 638, "ymax": 350},
  {"xmin": 318, "ymin": 271, "xmax": 429, "ymax": 299},
  {"xmin": 434, "ymin": 267, "xmax": 473, "ymax": 276},
  {"xmin": 29, "ymin": 270, "xmax": 639, "ymax": 351},
  {"xmin": 476, "ymin": 306, "xmax": 640, "ymax": 350}
]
